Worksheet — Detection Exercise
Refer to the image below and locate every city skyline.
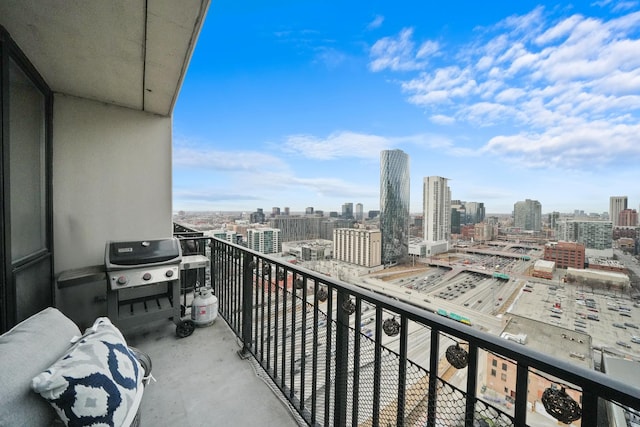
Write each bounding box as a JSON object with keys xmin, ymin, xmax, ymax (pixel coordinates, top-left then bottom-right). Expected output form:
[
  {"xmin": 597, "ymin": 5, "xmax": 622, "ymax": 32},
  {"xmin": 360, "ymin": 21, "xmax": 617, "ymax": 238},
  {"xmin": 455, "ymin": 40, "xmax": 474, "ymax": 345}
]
[{"xmin": 172, "ymin": 1, "xmax": 640, "ymax": 214}]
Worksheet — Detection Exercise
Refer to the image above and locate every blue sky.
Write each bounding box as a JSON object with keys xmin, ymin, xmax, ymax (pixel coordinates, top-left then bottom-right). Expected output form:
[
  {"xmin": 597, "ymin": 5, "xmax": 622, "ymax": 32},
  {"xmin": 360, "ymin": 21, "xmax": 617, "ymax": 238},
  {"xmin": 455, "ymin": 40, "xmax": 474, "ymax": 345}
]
[{"xmin": 172, "ymin": 0, "xmax": 640, "ymax": 215}]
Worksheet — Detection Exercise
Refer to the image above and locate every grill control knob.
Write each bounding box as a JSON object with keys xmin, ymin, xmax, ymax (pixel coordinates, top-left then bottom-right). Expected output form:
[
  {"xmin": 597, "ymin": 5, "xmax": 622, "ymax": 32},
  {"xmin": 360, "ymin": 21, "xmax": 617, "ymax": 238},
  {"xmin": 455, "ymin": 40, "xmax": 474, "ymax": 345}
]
[
  {"xmin": 165, "ymin": 269, "xmax": 174, "ymax": 278},
  {"xmin": 143, "ymin": 272, "xmax": 152, "ymax": 281},
  {"xmin": 117, "ymin": 275, "xmax": 128, "ymax": 286}
]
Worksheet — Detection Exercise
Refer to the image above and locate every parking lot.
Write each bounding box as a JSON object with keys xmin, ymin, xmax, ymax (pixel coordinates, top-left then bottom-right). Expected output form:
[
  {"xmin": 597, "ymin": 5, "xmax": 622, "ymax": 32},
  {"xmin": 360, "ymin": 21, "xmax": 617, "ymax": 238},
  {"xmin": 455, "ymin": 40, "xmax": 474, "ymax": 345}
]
[
  {"xmin": 509, "ymin": 280, "xmax": 640, "ymax": 356},
  {"xmin": 346, "ymin": 245, "xmax": 640, "ymax": 359}
]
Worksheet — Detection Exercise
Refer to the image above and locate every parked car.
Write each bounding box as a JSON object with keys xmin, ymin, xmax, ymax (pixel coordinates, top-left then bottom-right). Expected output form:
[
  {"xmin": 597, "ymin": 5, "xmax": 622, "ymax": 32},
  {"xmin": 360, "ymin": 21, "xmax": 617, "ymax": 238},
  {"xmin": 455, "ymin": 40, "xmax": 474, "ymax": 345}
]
[
  {"xmin": 613, "ymin": 323, "xmax": 627, "ymax": 329},
  {"xmin": 616, "ymin": 341, "xmax": 632, "ymax": 349},
  {"xmin": 624, "ymin": 323, "xmax": 638, "ymax": 329}
]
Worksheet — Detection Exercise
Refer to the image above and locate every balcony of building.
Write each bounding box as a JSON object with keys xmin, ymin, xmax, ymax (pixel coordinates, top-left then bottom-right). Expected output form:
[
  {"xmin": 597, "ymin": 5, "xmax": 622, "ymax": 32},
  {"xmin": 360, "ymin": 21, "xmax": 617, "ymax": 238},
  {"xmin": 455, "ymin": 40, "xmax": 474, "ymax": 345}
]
[
  {"xmin": 1, "ymin": 3, "xmax": 639, "ymax": 426},
  {"xmin": 116, "ymin": 227, "xmax": 639, "ymax": 427}
]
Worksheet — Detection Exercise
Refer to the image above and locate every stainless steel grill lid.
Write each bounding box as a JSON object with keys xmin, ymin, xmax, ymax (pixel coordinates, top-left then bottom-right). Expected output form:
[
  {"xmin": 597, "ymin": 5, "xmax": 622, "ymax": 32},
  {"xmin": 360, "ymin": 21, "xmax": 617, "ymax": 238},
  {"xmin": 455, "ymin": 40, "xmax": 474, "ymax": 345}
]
[{"xmin": 105, "ymin": 238, "xmax": 182, "ymax": 270}]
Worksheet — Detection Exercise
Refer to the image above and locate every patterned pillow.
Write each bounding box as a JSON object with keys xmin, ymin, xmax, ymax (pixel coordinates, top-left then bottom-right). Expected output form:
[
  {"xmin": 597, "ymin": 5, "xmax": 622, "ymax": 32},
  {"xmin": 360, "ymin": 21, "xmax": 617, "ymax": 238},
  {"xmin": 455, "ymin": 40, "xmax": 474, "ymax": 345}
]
[{"xmin": 31, "ymin": 317, "xmax": 143, "ymax": 427}]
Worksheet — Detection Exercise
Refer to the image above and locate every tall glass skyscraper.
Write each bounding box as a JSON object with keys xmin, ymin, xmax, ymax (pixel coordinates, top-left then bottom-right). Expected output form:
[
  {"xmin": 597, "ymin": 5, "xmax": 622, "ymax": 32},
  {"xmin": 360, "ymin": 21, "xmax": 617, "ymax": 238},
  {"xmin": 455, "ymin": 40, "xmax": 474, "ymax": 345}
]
[{"xmin": 380, "ymin": 149, "xmax": 410, "ymax": 265}]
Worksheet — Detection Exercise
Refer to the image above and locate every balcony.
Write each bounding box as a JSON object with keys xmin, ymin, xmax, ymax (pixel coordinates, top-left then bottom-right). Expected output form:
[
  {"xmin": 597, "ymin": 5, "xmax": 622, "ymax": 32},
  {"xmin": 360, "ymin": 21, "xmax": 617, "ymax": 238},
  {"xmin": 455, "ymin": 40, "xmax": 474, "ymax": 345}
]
[{"xmin": 121, "ymin": 229, "xmax": 640, "ymax": 426}]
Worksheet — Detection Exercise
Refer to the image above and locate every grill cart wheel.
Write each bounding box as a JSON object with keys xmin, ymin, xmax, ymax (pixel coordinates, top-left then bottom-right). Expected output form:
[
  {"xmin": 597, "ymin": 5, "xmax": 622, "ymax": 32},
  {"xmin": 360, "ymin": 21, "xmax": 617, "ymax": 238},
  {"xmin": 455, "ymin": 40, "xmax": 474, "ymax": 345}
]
[{"xmin": 176, "ymin": 319, "xmax": 195, "ymax": 338}]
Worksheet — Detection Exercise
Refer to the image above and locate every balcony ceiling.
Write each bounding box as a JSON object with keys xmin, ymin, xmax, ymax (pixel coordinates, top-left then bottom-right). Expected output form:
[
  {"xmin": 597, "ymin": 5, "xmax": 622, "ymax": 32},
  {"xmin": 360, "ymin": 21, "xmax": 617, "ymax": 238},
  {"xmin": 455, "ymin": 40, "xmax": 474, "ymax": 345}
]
[{"xmin": 0, "ymin": 0, "xmax": 210, "ymax": 116}]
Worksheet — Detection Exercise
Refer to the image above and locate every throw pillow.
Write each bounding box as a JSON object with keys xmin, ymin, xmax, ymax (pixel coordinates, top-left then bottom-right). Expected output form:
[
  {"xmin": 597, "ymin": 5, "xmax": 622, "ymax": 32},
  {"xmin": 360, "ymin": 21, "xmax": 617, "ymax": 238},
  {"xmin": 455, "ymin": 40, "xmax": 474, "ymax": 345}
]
[{"xmin": 31, "ymin": 317, "xmax": 143, "ymax": 427}]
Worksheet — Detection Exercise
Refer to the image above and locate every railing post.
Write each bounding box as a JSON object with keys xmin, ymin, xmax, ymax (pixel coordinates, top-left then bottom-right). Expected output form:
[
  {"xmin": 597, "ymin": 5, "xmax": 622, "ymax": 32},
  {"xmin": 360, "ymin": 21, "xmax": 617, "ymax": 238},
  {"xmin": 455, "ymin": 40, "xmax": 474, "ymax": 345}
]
[
  {"xmin": 514, "ymin": 363, "xmax": 528, "ymax": 425},
  {"xmin": 464, "ymin": 344, "xmax": 478, "ymax": 427},
  {"xmin": 427, "ymin": 328, "xmax": 440, "ymax": 427},
  {"xmin": 333, "ymin": 290, "xmax": 350, "ymax": 427},
  {"xmin": 580, "ymin": 390, "xmax": 598, "ymax": 427},
  {"xmin": 397, "ymin": 316, "xmax": 409, "ymax": 426},
  {"xmin": 240, "ymin": 252, "xmax": 254, "ymax": 357}
]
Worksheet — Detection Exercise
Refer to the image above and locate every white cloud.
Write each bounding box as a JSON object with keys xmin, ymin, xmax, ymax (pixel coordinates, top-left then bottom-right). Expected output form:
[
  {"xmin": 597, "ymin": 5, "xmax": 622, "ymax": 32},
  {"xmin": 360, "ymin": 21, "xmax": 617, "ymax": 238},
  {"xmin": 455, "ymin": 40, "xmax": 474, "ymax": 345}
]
[
  {"xmin": 416, "ymin": 40, "xmax": 440, "ymax": 58},
  {"xmin": 281, "ymin": 131, "xmax": 391, "ymax": 159},
  {"xmin": 376, "ymin": 6, "xmax": 640, "ymax": 172},
  {"xmin": 174, "ymin": 145, "xmax": 289, "ymax": 171},
  {"xmin": 287, "ymin": 175, "xmax": 378, "ymax": 198},
  {"xmin": 611, "ymin": 1, "xmax": 639, "ymax": 12},
  {"xmin": 535, "ymin": 14, "xmax": 583, "ymax": 45},
  {"xmin": 495, "ymin": 88, "xmax": 526, "ymax": 103},
  {"xmin": 174, "ymin": 189, "xmax": 263, "ymax": 203},
  {"xmin": 500, "ymin": 6, "xmax": 545, "ymax": 37},
  {"xmin": 314, "ymin": 47, "xmax": 347, "ymax": 68},
  {"xmin": 369, "ymin": 28, "xmax": 438, "ymax": 71},
  {"xmin": 430, "ymin": 114, "xmax": 455, "ymax": 125},
  {"xmin": 401, "ymin": 66, "xmax": 477, "ymax": 104},
  {"xmin": 367, "ymin": 15, "xmax": 384, "ymax": 30},
  {"xmin": 482, "ymin": 121, "xmax": 640, "ymax": 168}
]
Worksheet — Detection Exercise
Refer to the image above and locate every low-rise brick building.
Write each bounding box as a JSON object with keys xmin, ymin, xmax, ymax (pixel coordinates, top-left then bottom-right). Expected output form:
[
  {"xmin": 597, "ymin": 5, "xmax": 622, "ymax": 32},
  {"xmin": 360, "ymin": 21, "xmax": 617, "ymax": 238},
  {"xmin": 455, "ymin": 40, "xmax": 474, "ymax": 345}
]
[{"xmin": 543, "ymin": 241, "xmax": 585, "ymax": 269}]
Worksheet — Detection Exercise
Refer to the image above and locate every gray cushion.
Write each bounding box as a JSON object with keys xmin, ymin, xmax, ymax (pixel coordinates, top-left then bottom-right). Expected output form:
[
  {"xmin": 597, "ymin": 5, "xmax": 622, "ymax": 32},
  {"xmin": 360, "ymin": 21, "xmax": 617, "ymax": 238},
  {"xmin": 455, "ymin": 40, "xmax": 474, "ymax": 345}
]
[{"xmin": 0, "ymin": 307, "xmax": 81, "ymax": 426}]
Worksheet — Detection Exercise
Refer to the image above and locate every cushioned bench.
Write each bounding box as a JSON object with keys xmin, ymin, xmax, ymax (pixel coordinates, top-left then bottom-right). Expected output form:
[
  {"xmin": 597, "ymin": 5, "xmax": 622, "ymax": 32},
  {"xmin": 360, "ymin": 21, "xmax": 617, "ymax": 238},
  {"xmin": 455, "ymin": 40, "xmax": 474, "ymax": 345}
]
[{"xmin": 0, "ymin": 307, "xmax": 148, "ymax": 426}]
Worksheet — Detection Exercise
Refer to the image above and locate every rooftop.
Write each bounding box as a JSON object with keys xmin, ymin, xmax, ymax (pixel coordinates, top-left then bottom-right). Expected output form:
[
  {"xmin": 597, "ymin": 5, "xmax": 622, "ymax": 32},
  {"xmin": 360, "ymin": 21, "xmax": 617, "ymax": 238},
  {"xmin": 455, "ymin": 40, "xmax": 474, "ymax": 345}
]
[{"xmin": 502, "ymin": 314, "xmax": 592, "ymax": 369}]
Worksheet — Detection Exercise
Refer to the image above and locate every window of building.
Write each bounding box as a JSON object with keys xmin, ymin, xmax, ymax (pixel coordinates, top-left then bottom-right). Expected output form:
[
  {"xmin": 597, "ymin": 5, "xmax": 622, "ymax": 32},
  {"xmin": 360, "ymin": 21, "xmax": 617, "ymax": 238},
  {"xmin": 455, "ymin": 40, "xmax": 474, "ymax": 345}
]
[
  {"xmin": 502, "ymin": 362, "xmax": 508, "ymax": 371},
  {"xmin": 0, "ymin": 27, "xmax": 53, "ymax": 332},
  {"xmin": 491, "ymin": 369, "xmax": 496, "ymax": 377},
  {"xmin": 492, "ymin": 359, "xmax": 497, "ymax": 367},
  {"xmin": 501, "ymin": 373, "xmax": 507, "ymax": 381}
]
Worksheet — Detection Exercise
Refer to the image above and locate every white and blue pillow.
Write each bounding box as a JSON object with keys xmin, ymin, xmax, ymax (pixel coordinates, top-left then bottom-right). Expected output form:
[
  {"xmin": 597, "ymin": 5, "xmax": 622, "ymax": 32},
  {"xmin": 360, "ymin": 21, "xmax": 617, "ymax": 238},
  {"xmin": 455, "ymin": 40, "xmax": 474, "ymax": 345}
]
[{"xmin": 31, "ymin": 317, "xmax": 143, "ymax": 427}]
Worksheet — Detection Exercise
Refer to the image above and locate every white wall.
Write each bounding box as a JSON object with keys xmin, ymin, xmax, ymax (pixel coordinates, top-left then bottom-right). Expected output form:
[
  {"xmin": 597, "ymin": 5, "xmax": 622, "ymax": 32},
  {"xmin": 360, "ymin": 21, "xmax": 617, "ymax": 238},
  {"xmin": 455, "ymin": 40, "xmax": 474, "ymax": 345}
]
[{"xmin": 53, "ymin": 94, "xmax": 173, "ymax": 273}]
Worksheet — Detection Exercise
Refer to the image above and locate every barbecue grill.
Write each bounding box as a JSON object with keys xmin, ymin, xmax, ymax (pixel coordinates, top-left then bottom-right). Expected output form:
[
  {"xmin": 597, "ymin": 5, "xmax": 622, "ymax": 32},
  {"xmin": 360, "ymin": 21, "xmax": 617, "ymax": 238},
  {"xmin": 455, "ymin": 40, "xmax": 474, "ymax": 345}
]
[{"xmin": 105, "ymin": 238, "xmax": 194, "ymax": 337}]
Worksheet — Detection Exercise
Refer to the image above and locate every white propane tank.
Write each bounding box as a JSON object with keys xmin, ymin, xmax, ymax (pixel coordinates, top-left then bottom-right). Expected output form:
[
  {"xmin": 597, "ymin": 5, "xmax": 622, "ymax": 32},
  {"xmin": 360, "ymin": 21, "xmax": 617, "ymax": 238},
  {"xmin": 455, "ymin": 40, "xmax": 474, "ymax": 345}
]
[{"xmin": 191, "ymin": 287, "xmax": 218, "ymax": 327}]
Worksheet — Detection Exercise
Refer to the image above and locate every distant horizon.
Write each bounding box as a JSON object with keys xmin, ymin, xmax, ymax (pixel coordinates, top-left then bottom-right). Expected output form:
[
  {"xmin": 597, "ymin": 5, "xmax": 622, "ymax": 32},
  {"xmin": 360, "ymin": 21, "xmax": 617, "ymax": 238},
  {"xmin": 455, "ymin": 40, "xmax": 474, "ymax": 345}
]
[{"xmin": 173, "ymin": 209, "xmax": 611, "ymax": 218}]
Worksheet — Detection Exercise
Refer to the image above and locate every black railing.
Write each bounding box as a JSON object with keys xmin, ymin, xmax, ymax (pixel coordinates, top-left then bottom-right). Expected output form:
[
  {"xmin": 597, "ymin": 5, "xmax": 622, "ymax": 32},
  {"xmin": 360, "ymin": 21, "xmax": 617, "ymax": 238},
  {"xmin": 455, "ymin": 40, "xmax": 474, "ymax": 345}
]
[{"xmin": 175, "ymin": 232, "xmax": 640, "ymax": 427}]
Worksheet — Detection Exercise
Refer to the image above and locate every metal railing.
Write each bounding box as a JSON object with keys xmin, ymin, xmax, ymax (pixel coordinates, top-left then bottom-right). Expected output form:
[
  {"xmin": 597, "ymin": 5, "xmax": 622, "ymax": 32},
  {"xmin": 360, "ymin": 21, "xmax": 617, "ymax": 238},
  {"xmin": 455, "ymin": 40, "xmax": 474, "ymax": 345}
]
[{"xmin": 175, "ymin": 232, "xmax": 640, "ymax": 427}]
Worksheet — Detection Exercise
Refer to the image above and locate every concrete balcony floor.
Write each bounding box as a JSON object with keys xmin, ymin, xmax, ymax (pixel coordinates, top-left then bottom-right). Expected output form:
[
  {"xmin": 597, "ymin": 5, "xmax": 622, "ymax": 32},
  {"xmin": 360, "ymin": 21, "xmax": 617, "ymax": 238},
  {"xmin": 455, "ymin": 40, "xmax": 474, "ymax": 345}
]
[{"xmin": 124, "ymin": 318, "xmax": 303, "ymax": 427}]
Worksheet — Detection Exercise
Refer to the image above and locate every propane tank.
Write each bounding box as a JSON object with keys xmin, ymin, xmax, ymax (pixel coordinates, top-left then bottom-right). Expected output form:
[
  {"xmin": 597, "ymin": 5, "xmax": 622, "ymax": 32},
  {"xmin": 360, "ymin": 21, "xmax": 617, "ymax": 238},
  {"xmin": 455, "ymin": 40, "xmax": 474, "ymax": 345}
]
[{"xmin": 191, "ymin": 287, "xmax": 218, "ymax": 327}]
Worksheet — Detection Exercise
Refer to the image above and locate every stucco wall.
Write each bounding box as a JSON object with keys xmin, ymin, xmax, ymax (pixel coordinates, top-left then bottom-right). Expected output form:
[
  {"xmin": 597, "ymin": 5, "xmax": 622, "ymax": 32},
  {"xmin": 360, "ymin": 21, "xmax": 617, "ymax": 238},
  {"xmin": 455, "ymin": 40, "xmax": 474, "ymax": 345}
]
[{"xmin": 53, "ymin": 94, "xmax": 173, "ymax": 273}]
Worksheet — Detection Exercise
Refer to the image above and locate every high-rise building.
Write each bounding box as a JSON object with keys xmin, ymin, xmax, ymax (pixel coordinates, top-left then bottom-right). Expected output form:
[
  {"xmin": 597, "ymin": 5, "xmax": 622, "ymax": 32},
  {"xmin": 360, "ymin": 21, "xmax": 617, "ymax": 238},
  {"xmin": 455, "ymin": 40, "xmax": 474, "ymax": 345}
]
[
  {"xmin": 333, "ymin": 228, "xmax": 381, "ymax": 267},
  {"xmin": 610, "ymin": 196, "xmax": 628, "ymax": 227},
  {"xmin": 549, "ymin": 211, "xmax": 560, "ymax": 230},
  {"xmin": 250, "ymin": 208, "xmax": 266, "ymax": 224},
  {"xmin": 450, "ymin": 200, "xmax": 465, "ymax": 233},
  {"xmin": 283, "ymin": 207, "xmax": 290, "ymax": 216},
  {"xmin": 305, "ymin": 207, "xmax": 314, "ymax": 215},
  {"xmin": 474, "ymin": 223, "xmax": 494, "ymax": 241},
  {"xmin": 451, "ymin": 209, "xmax": 461, "ymax": 235},
  {"xmin": 465, "ymin": 202, "xmax": 485, "ymax": 224},
  {"xmin": 271, "ymin": 207, "xmax": 281, "ymax": 216},
  {"xmin": 423, "ymin": 176, "xmax": 451, "ymax": 243},
  {"xmin": 380, "ymin": 149, "xmax": 410, "ymax": 265},
  {"xmin": 208, "ymin": 229, "xmax": 238, "ymax": 243},
  {"xmin": 618, "ymin": 209, "xmax": 637, "ymax": 227},
  {"xmin": 355, "ymin": 203, "xmax": 364, "ymax": 221},
  {"xmin": 341, "ymin": 202, "xmax": 354, "ymax": 219},
  {"xmin": 556, "ymin": 220, "xmax": 613, "ymax": 250},
  {"xmin": 246, "ymin": 228, "xmax": 281, "ymax": 254},
  {"xmin": 268, "ymin": 216, "xmax": 322, "ymax": 242},
  {"xmin": 513, "ymin": 199, "xmax": 542, "ymax": 231}
]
